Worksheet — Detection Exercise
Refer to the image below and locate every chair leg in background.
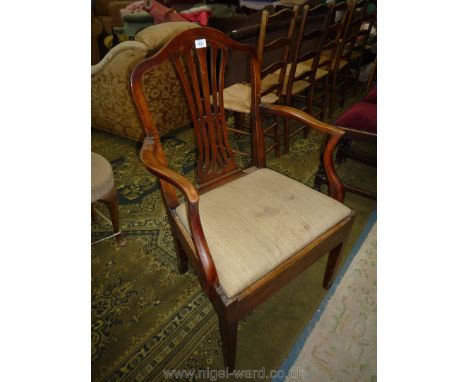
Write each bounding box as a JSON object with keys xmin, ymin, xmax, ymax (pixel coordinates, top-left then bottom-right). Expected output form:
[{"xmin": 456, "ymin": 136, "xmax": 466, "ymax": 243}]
[
  {"xmin": 91, "ymin": 204, "xmax": 98, "ymax": 223},
  {"xmin": 313, "ymin": 162, "xmax": 327, "ymax": 193},
  {"xmin": 335, "ymin": 138, "xmax": 351, "ymax": 164},
  {"xmin": 322, "ymin": 242, "xmax": 344, "ymax": 290},
  {"xmin": 274, "ymin": 116, "xmax": 280, "ymax": 157},
  {"xmin": 100, "ymin": 186, "xmax": 127, "ymax": 247},
  {"xmin": 283, "ymin": 116, "xmax": 290, "ymax": 154},
  {"xmin": 320, "ymin": 77, "xmax": 329, "ymax": 121},
  {"xmin": 340, "ymin": 71, "xmax": 347, "ymax": 107},
  {"xmin": 219, "ymin": 304, "xmax": 239, "ymax": 371},
  {"xmin": 328, "ymin": 72, "xmax": 338, "ymax": 119},
  {"xmin": 175, "ymin": 238, "xmax": 189, "ymax": 274}
]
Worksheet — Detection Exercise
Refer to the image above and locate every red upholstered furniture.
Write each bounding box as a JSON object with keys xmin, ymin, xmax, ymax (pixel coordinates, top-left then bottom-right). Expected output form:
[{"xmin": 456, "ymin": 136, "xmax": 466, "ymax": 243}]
[
  {"xmin": 363, "ymin": 85, "xmax": 377, "ymax": 104},
  {"xmin": 335, "ymin": 99, "xmax": 376, "ymax": 134},
  {"xmin": 314, "ymin": 85, "xmax": 377, "ymax": 199}
]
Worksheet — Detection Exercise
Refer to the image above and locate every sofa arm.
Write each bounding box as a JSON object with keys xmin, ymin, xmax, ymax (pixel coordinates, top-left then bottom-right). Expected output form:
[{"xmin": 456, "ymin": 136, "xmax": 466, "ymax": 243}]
[
  {"xmin": 92, "ymin": 22, "xmax": 198, "ymax": 142},
  {"xmin": 92, "ymin": 41, "xmax": 149, "ymax": 141}
]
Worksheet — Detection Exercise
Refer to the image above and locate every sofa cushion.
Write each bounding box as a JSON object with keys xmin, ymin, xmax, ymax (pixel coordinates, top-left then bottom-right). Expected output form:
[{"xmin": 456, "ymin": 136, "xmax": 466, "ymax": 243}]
[
  {"xmin": 175, "ymin": 168, "xmax": 351, "ymax": 298},
  {"xmin": 335, "ymin": 101, "xmax": 377, "ymax": 134}
]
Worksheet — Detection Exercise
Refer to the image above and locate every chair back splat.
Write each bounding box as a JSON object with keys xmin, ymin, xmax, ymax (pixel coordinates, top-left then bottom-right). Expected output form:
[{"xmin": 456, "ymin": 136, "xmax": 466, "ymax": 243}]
[{"xmin": 131, "ymin": 28, "xmax": 266, "ymax": 190}]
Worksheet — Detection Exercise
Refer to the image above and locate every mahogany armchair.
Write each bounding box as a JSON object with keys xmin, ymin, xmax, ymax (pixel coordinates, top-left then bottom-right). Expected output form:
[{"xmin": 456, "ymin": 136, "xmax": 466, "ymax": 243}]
[{"xmin": 130, "ymin": 27, "xmax": 356, "ymax": 370}]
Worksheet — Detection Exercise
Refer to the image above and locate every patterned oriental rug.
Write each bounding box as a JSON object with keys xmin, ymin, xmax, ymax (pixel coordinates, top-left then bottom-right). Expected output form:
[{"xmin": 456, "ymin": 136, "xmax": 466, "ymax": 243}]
[
  {"xmin": 276, "ymin": 214, "xmax": 377, "ymax": 382},
  {"xmin": 91, "ymin": 102, "xmax": 376, "ymax": 381}
]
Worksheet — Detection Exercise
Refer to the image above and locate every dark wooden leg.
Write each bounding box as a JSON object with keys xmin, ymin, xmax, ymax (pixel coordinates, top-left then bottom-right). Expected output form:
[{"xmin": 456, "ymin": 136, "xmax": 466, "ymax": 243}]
[
  {"xmin": 353, "ymin": 58, "xmax": 362, "ymax": 97},
  {"xmin": 340, "ymin": 70, "xmax": 347, "ymax": 107},
  {"xmin": 335, "ymin": 138, "xmax": 350, "ymax": 164},
  {"xmin": 233, "ymin": 112, "xmax": 241, "ymax": 139},
  {"xmin": 218, "ymin": 303, "xmax": 239, "ymax": 371},
  {"xmin": 328, "ymin": 71, "xmax": 338, "ymax": 119},
  {"xmin": 322, "ymin": 243, "xmax": 344, "ymax": 290},
  {"xmin": 91, "ymin": 204, "xmax": 98, "ymax": 223},
  {"xmin": 320, "ymin": 78, "xmax": 329, "ymax": 121},
  {"xmin": 101, "ymin": 186, "xmax": 127, "ymax": 247},
  {"xmin": 313, "ymin": 160, "xmax": 327, "ymax": 192},
  {"xmin": 313, "ymin": 136, "xmax": 329, "ymax": 192},
  {"xmin": 274, "ymin": 117, "xmax": 280, "ymax": 157},
  {"xmin": 283, "ymin": 116, "xmax": 290, "ymax": 154},
  {"xmin": 174, "ymin": 238, "xmax": 189, "ymax": 274},
  {"xmin": 234, "ymin": 112, "xmax": 240, "ymax": 129},
  {"xmin": 303, "ymin": 88, "xmax": 312, "ymax": 139}
]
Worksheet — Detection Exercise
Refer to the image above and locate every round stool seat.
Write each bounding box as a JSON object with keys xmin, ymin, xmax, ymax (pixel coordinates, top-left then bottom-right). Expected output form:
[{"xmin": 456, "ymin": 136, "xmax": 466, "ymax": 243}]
[{"xmin": 92, "ymin": 152, "xmax": 114, "ymax": 203}]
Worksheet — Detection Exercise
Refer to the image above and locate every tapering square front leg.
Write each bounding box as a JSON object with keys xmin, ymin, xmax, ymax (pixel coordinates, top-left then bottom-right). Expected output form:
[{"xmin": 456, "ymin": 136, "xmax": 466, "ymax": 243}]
[
  {"xmin": 218, "ymin": 304, "xmax": 239, "ymax": 371},
  {"xmin": 323, "ymin": 243, "xmax": 344, "ymax": 290}
]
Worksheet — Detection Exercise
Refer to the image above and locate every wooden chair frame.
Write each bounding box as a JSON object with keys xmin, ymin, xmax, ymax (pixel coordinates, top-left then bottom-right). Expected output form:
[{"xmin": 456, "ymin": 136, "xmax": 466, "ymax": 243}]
[
  {"xmin": 294, "ymin": 0, "xmax": 350, "ymax": 122},
  {"xmin": 350, "ymin": 3, "xmax": 377, "ymax": 93},
  {"xmin": 282, "ymin": 3, "xmax": 333, "ymax": 152},
  {"xmin": 227, "ymin": 7, "xmax": 299, "ymax": 158},
  {"xmin": 131, "ymin": 27, "xmax": 356, "ymax": 370}
]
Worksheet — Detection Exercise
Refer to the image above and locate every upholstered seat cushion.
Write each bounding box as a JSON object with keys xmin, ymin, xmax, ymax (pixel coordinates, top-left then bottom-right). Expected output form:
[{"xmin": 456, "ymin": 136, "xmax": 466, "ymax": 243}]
[
  {"xmin": 302, "ymin": 55, "xmax": 347, "ymax": 72},
  {"xmin": 335, "ymin": 101, "xmax": 377, "ymax": 133},
  {"xmin": 175, "ymin": 168, "xmax": 351, "ymax": 298},
  {"xmin": 286, "ymin": 67, "xmax": 328, "ymax": 95},
  {"xmin": 91, "ymin": 152, "xmax": 114, "ymax": 202},
  {"xmin": 223, "ymin": 83, "xmax": 279, "ymax": 113}
]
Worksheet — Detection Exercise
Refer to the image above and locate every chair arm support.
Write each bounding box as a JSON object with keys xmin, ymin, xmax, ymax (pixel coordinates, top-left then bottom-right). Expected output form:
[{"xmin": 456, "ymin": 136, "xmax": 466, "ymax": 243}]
[
  {"xmin": 140, "ymin": 138, "xmax": 220, "ymax": 291},
  {"xmin": 140, "ymin": 138, "xmax": 199, "ymax": 203},
  {"xmin": 260, "ymin": 104, "xmax": 346, "ymax": 202}
]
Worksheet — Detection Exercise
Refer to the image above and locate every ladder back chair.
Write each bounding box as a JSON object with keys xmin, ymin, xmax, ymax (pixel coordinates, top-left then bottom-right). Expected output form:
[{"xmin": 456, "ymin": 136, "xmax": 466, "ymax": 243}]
[
  {"xmin": 281, "ymin": 3, "xmax": 333, "ymax": 153},
  {"xmin": 130, "ymin": 27, "xmax": 356, "ymax": 370},
  {"xmin": 297, "ymin": 1, "xmax": 353, "ymax": 120},
  {"xmin": 327, "ymin": 0, "xmax": 370, "ymax": 118},
  {"xmin": 350, "ymin": 1, "xmax": 376, "ymax": 93},
  {"xmin": 224, "ymin": 7, "xmax": 299, "ymax": 158}
]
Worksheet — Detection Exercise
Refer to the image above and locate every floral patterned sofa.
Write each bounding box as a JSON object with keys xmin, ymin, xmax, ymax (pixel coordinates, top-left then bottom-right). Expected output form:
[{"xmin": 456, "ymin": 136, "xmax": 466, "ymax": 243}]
[{"xmin": 91, "ymin": 21, "xmax": 198, "ymax": 141}]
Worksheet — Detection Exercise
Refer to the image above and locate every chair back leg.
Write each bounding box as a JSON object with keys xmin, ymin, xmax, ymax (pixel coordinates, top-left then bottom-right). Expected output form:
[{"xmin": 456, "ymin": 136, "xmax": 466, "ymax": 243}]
[{"xmin": 100, "ymin": 186, "xmax": 127, "ymax": 247}]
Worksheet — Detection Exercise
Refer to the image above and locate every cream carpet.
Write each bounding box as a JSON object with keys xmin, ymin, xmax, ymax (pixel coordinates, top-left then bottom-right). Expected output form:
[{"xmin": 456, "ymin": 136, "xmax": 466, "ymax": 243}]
[{"xmin": 275, "ymin": 213, "xmax": 377, "ymax": 382}]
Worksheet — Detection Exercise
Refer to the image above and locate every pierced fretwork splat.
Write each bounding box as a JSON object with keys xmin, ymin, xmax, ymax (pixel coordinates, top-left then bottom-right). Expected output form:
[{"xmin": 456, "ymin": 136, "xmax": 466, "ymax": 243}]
[{"xmin": 172, "ymin": 39, "xmax": 239, "ymax": 186}]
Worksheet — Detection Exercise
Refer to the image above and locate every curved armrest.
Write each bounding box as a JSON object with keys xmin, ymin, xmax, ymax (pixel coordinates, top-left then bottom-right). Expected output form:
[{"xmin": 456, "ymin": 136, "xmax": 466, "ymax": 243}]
[
  {"xmin": 140, "ymin": 138, "xmax": 219, "ymax": 291},
  {"xmin": 140, "ymin": 137, "xmax": 199, "ymax": 203},
  {"xmin": 260, "ymin": 104, "xmax": 344, "ymax": 137},
  {"xmin": 260, "ymin": 104, "xmax": 346, "ymax": 202}
]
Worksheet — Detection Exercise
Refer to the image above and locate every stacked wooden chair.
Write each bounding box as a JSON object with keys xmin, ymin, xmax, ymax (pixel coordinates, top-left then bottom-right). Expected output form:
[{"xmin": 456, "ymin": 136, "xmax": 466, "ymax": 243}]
[
  {"xmin": 130, "ymin": 27, "xmax": 356, "ymax": 370},
  {"xmin": 326, "ymin": 0, "xmax": 370, "ymax": 118},
  {"xmin": 349, "ymin": 0, "xmax": 377, "ymax": 93},
  {"xmin": 279, "ymin": 2, "xmax": 333, "ymax": 153},
  {"xmin": 223, "ymin": 7, "xmax": 299, "ymax": 158}
]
